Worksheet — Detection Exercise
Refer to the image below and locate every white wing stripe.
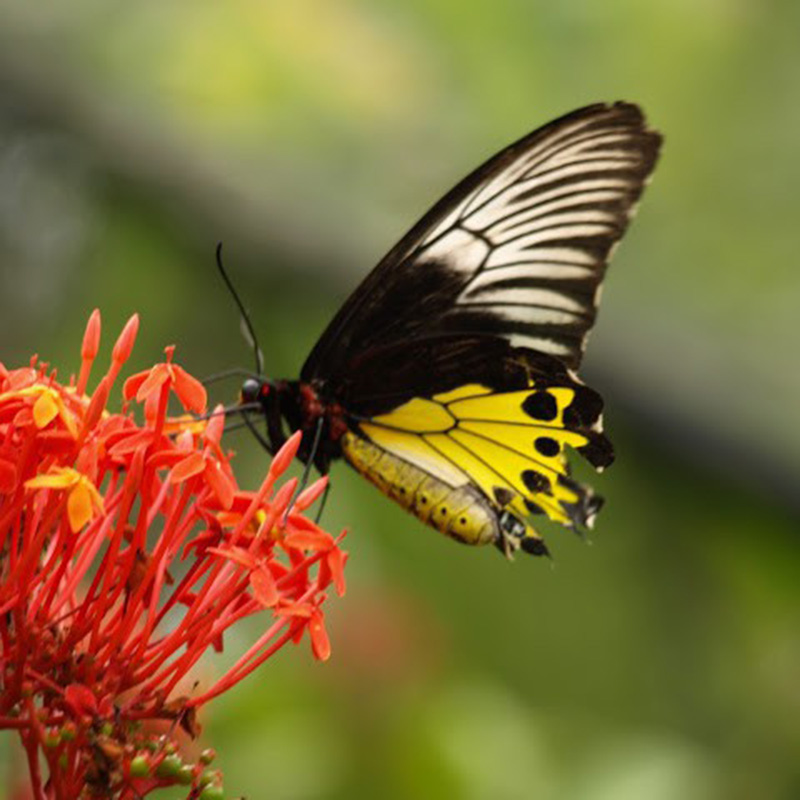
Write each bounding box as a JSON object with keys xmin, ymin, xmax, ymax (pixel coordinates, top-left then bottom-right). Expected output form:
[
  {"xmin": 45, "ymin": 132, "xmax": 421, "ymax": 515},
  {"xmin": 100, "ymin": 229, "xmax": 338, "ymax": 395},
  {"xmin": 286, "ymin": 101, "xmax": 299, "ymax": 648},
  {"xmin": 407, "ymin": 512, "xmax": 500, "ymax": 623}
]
[
  {"xmin": 470, "ymin": 261, "xmax": 595, "ymax": 282},
  {"xmin": 463, "ymin": 161, "xmax": 640, "ymax": 228},
  {"xmin": 465, "ymin": 303, "xmax": 587, "ymax": 326},
  {"xmin": 492, "ymin": 225, "xmax": 620, "ymax": 257},
  {"xmin": 482, "ymin": 188, "xmax": 630, "ymax": 237},
  {"xmin": 485, "ymin": 245, "xmax": 597, "ymax": 269},
  {"xmin": 507, "ymin": 334, "xmax": 574, "ymax": 357},
  {"xmin": 463, "ymin": 131, "xmax": 645, "ymax": 218},
  {"xmin": 460, "ymin": 286, "xmax": 589, "ymax": 314},
  {"xmin": 490, "ymin": 211, "xmax": 619, "ymax": 245}
]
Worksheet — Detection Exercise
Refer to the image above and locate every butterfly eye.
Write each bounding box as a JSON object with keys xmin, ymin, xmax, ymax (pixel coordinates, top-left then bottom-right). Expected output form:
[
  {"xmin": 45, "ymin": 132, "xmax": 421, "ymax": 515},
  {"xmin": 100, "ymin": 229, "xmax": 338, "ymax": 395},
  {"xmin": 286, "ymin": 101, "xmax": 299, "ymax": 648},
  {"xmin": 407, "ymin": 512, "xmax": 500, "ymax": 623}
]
[{"xmin": 241, "ymin": 378, "xmax": 266, "ymax": 404}]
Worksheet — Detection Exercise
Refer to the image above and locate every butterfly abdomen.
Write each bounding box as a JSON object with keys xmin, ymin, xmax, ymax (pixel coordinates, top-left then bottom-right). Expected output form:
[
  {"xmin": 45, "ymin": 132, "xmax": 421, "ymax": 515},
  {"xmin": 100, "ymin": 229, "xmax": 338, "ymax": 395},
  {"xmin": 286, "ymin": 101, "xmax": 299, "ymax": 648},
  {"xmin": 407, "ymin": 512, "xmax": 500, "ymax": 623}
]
[{"xmin": 341, "ymin": 431, "xmax": 498, "ymax": 546}]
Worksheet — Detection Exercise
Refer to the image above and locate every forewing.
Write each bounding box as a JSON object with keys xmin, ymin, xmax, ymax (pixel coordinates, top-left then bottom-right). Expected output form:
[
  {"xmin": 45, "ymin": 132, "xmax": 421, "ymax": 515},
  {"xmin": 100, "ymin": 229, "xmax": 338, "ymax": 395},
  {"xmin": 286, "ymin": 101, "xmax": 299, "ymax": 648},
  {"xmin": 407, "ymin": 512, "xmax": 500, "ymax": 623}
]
[{"xmin": 302, "ymin": 102, "xmax": 661, "ymax": 380}]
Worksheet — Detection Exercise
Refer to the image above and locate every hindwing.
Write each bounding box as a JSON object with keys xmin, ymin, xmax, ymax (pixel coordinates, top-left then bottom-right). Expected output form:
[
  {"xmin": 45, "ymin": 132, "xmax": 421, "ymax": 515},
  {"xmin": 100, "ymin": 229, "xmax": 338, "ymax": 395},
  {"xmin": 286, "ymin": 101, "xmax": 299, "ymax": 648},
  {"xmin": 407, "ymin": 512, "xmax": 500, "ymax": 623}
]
[{"xmin": 334, "ymin": 337, "xmax": 612, "ymax": 554}]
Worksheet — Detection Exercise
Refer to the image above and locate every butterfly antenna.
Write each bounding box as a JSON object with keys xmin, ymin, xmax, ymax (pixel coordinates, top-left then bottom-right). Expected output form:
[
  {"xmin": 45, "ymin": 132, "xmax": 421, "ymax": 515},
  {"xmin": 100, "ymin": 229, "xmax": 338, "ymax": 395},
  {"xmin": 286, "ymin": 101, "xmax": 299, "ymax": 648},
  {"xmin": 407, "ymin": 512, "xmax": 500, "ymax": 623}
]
[{"xmin": 215, "ymin": 242, "xmax": 265, "ymax": 376}]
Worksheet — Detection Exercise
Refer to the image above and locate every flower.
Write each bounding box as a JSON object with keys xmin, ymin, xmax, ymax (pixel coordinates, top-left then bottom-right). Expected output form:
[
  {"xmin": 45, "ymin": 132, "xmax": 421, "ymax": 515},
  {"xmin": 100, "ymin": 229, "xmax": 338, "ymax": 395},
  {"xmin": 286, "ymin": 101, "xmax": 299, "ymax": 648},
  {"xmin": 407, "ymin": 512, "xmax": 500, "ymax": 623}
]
[{"xmin": 0, "ymin": 311, "xmax": 347, "ymax": 798}]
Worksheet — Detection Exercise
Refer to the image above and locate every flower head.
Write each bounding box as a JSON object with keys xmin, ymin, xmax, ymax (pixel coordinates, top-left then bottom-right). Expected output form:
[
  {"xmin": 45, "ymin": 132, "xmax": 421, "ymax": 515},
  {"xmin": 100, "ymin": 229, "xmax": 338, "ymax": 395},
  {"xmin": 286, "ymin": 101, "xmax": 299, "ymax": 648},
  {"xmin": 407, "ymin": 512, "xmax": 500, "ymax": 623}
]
[{"xmin": 0, "ymin": 311, "xmax": 346, "ymax": 798}]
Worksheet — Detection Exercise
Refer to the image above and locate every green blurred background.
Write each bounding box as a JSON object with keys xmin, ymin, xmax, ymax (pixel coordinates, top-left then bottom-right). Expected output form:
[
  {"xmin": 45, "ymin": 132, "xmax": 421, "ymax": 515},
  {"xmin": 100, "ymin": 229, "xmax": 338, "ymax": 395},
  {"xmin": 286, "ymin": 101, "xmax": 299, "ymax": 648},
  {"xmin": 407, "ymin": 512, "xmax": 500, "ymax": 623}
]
[{"xmin": 1, "ymin": 1, "xmax": 798, "ymax": 798}]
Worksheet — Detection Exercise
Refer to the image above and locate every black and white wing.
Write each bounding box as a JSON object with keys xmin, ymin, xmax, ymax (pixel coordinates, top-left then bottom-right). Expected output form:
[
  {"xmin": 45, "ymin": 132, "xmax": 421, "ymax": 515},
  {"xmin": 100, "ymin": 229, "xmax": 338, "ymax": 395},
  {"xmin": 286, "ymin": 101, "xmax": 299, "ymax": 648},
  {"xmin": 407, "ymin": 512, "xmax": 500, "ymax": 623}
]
[{"xmin": 302, "ymin": 102, "xmax": 661, "ymax": 381}]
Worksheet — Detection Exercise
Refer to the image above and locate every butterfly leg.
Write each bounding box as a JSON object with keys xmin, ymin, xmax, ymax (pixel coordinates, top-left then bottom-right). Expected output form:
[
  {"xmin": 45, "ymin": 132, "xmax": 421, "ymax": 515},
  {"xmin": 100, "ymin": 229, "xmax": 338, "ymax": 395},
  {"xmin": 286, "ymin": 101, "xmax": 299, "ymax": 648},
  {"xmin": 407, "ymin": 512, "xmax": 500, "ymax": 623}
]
[
  {"xmin": 314, "ymin": 481, "xmax": 331, "ymax": 525},
  {"xmin": 240, "ymin": 409, "xmax": 274, "ymax": 454},
  {"xmin": 283, "ymin": 416, "xmax": 325, "ymax": 526}
]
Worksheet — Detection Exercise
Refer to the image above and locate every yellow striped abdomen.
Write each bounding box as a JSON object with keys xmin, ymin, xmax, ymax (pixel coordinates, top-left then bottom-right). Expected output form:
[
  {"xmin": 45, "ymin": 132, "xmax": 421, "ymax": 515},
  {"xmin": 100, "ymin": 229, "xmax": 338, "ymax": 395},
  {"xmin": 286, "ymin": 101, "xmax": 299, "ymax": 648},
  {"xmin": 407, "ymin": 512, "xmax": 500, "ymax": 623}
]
[{"xmin": 341, "ymin": 431, "xmax": 498, "ymax": 546}]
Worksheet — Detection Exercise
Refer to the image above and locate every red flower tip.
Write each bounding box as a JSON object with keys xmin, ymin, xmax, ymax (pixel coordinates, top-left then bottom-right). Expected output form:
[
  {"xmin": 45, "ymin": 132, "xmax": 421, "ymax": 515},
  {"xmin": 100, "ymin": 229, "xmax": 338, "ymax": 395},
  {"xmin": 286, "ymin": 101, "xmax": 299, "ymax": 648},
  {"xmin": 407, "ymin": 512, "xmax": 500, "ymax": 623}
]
[
  {"xmin": 112, "ymin": 313, "xmax": 140, "ymax": 366},
  {"xmin": 270, "ymin": 430, "xmax": 303, "ymax": 477},
  {"xmin": 82, "ymin": 376, "xmax": 110, "ymax": 433},
  {"xmin": 270, "ymin": 478, "xmax": 298, "ymax": 524},
  {"xmin": 293, "ymin": 475, "xmax": 328, "ymax": 512},
  {"xmin": 81, "ymin": 309, "xmax": 102, "ymax": 360}
]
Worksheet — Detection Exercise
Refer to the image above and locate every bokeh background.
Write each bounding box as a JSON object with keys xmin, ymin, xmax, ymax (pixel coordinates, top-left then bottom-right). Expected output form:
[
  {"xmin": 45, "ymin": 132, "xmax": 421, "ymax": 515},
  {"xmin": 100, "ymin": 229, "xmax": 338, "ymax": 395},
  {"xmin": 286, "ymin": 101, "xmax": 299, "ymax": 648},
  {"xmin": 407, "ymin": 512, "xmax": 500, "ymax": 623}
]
[{"xmin": 1, "ymin": 1, "xmax": 799, "ymax": 798}]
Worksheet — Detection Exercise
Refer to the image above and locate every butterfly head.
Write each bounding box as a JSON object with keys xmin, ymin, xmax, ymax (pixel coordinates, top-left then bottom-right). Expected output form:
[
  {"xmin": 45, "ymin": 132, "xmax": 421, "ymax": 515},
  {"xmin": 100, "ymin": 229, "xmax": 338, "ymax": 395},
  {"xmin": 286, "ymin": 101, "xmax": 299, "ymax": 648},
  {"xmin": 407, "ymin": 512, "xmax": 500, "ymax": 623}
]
[
  {"xmin": 240, "ymin": 376, "xmax": 272, "ymax": 407},
  {"xmin": 237, "ymin": 377, "xmax": 337, "ymax": 472},
  {"xmin": 237, "ymin": 376, "xmax": 291, "ymax": 457}
]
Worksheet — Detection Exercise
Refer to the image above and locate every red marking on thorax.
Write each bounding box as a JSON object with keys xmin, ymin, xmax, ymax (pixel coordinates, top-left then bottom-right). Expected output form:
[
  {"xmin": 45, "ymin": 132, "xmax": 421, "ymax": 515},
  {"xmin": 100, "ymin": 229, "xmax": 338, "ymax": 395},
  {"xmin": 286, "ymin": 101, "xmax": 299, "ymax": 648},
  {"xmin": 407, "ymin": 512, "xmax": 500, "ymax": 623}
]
[
  {"xmin": 327, "ymin": 402, "xmax": 349, "ymax": 442},
  {"xmin": 299, "ymin": 383, "xmax": 348, "ymax": 443},
  {"xmin": 299, "ymin": 383, "xmax": 323, "ymax": 418}
]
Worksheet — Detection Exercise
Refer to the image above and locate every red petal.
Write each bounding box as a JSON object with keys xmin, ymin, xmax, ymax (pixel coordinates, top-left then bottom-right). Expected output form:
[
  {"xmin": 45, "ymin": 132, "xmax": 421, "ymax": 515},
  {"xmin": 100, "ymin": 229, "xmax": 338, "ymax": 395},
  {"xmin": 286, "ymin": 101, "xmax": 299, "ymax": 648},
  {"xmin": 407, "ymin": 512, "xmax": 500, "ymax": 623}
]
[
  {"xmin": 122, "ymin": 370, "xmax": 150, "ymax": 402},
  {"xmin": 109, "ymin": 429, "xmax": 155, "ymax": 456},
  {"xmin": 278, "ymin": 601, "xmax": 313, "ymax": 619},
  {"xmin": 204, "ymin": 461, "xmax": 235, "ymax": 510},
  {"xmin": 134, "ymin": 365, "xmax": 169, "ymax": 404},
  {"xmin": 227, "ymin": 491, "xmax": 257, "ymax": 514},
  {"xmin": 204, "ymin": 405, "xmax": 226, "ymax": 445},
  {"xmin": 284, "ymin": 527, "xmax": 334, "ymax": 552},
  {"xmin": 309, "ymin": 610, "xmax": 331, "ymax": 662},
  {"xmin": 169, "ymin": 452, "xmax": 205, "ymax": 483},
  {"xmin": 327, "ymin": 546, "xmax": 346, "ymax": 597},
  {"xmin": 172, "ymin": 365, "xmax": 207, "ymax": 414},
  {"xmin": 250, "ymin": 566, "xmax": 279, "ymax": 608}
]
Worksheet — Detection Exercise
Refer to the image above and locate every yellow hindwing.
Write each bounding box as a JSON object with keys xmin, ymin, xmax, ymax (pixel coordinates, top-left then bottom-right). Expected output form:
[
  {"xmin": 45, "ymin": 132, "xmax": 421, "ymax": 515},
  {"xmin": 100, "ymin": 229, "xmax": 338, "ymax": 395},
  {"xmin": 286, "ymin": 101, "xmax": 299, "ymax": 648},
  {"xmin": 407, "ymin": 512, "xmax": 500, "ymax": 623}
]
[{"xmin": 343, "ymin": 376, "xmax": 606, "ymax": 553}]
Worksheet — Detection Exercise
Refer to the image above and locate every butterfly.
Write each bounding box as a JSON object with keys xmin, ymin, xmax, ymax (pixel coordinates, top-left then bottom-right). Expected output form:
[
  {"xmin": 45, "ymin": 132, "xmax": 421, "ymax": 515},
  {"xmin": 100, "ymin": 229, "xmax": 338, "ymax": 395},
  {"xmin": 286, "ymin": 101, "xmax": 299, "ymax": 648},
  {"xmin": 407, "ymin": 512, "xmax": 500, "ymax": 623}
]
[{"xmin": 238, "ymin": 102, "xmax": 661, "ymax": 558}]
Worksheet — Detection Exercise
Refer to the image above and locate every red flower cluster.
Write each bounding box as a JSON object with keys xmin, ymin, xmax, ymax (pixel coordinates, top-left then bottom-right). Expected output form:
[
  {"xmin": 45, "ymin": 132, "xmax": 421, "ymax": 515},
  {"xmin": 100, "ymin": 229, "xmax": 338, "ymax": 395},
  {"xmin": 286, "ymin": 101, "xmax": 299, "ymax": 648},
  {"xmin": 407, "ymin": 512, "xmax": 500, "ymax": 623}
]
[{"xmin": 0, "ymin": 311, "xmax": 346, "ymax": 799}]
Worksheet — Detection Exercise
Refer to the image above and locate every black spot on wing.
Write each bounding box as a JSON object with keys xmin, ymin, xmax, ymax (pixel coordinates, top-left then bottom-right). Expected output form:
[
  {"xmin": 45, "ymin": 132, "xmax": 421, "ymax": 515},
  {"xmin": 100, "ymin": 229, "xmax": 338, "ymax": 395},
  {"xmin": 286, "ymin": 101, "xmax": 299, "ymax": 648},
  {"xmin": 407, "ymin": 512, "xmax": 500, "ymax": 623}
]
[
  {"xmin": 522, "ymin": 391, "xmax": 558, "ymax": 421},
  {"xmin": 522, "ymin": 469, "xmax": 551, "ymax": 495},
  {"xmin": 493, "ymin": 486, "xmax": 515, "ymax": 507},
  {"xmin": 534, "ymin": 436, "xmax": 560, "ymax": 457}
]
